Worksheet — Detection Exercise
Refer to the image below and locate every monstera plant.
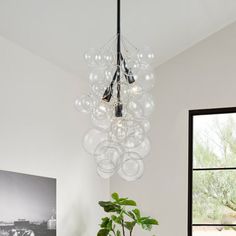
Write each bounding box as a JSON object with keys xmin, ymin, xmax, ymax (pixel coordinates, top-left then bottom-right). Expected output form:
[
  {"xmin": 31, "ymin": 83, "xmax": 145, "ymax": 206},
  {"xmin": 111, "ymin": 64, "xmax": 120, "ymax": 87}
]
[{"xmin": 97, "ymin": 192, "xmax": 158, "ymax": 236}]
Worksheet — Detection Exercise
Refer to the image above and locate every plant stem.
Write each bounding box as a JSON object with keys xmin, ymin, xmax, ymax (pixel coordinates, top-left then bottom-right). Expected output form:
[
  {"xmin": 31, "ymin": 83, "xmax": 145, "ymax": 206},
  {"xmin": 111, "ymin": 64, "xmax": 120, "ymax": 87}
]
[
  {"xmin": 130, "ymin": 229, "xmax": 133, "ymax": 236},
  {"xmin": 121, "ymin": 220, "xmax": 126, "ymax": 236},
  {"xmin": 112, "ymin": 229, "xmax": 116, "ymax": 236}
]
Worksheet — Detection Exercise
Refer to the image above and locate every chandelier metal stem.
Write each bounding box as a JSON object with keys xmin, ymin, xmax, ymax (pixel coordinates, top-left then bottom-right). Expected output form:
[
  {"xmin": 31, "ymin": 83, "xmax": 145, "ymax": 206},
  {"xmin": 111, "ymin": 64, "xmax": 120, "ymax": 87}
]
[{"xmin": 116, "ymin": 0, "xmax": 122, "ymax": 117}]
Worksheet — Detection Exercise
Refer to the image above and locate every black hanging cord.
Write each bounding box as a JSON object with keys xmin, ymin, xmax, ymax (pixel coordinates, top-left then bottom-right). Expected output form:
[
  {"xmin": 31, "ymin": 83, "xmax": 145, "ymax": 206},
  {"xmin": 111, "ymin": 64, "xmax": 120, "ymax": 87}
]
[
  {"xmin": 103, "ymin": 0, "xmax": 133, "ymax": 117},
  {"xmin": 115, "ymin": 0, "xmax": 123, "ymax": 117}
]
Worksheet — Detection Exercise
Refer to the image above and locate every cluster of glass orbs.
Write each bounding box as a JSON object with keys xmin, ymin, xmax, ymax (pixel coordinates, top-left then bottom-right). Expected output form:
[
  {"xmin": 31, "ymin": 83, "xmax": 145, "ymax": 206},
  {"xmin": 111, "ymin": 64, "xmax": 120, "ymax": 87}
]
[{"xmin": 75, "ymin": 42, "xmax": 155, "ymax": 181}]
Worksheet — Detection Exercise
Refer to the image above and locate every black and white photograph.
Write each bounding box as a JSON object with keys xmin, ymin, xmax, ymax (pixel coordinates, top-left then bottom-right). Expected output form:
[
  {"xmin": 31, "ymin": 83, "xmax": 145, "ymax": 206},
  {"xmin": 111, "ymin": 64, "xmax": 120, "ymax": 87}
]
[{"xmin": 0, "ymin": 170, "xmax": 56, "ymax": 236}]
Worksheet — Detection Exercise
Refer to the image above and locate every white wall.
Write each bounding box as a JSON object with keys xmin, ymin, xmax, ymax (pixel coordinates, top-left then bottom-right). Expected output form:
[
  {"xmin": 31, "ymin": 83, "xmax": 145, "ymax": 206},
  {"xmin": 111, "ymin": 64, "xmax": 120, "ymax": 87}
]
[
  {"xmin": 111, "ymin": 22, "xmax": 236, "ymax": 236},
  {"xmin": 0, "ymin": 35, "xmax": 109, "ymax": 236}
]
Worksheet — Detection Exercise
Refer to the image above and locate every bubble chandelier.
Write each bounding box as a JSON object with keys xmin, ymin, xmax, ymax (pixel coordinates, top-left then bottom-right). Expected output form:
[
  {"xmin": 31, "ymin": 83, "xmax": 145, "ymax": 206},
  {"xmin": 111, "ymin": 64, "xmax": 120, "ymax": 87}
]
[{"xmin": 75, "ymin": 0, "xmax": 155, "ymax": 181}]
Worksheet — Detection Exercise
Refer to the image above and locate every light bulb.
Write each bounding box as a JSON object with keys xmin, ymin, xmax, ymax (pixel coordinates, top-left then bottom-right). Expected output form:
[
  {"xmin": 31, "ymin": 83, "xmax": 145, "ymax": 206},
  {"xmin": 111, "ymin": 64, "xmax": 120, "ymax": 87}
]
[{"xmin": 109, "ymin": 118, "xmax": 128, "ymax": 142}]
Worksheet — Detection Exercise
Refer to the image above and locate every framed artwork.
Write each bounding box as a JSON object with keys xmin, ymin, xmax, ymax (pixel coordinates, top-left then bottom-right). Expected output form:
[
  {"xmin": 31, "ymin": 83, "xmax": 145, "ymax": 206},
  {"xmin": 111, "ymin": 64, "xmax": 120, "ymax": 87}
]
[{"xmin": 0, "ymin": 170, "xmax": 56, "ymax": 236}]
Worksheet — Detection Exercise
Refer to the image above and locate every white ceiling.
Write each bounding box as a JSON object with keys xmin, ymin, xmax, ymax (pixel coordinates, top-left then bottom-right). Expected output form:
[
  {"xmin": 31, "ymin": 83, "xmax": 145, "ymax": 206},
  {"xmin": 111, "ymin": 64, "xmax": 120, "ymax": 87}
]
[{"xmin": 0, "ymin": 0, "xmax": 236, "ymax": 77}]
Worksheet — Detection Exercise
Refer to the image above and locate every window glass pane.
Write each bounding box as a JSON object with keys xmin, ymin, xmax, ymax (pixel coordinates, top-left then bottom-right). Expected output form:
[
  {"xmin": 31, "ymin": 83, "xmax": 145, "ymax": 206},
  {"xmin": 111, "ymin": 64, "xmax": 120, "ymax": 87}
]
[
  {"xmin": 193, "ymin": 113, "xmax": 236, "ymax": 168},
  {"xmin": 193, "ymin": 226, "xmax": 236, "ymax": 236},
  {"xmin": 193, "ymin": 170, "xmax": 236, "ymax": 224}
]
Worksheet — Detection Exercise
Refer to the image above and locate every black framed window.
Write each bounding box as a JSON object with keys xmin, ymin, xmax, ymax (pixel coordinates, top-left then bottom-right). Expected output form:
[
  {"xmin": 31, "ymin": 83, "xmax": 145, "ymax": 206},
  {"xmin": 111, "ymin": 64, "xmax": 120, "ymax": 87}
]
[{"xmin": 188, "ymin": 107, "xmax": 236, "ymax": 236}]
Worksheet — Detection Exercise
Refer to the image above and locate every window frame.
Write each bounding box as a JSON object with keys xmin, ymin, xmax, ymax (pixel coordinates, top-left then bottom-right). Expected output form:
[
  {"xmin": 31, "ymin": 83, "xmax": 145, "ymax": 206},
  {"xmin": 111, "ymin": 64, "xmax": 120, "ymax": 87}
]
[{"xmin": 188, "ymin": 107, "xmax": 236, "ymax": 236}]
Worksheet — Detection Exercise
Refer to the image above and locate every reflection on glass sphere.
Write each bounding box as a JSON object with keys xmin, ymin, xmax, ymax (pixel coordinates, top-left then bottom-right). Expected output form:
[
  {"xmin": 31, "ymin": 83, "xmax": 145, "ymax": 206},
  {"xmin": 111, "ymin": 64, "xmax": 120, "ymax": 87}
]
[
  {"xmin": 139, "ymin": 93, "xmax": 155, "ymax": 117},
  {"xmin": 135, "ymin": 66, "xmax": 155, "ymax": 92},
  {"xmin": 118, "ymin": 152, "xmax": 144, "ymax": 181},
  {"xmin": 103, "ymin": 51, "xmax": 115, "ymax": 65},
  {"xmin": 91, "ymin": 82, "xmax": 108, "ymax": 98},
  {"xmin": 122, "ymin": 120, "xmax": 145, "ymax": 148},
  {"xmin": 91, "ymin": 102, "xmax": 112, "ymax": 130},
  {"xmin": 94, "ymin": 140, "xmax": 123, "ymax": 172},
  {"xmin": 141, "ymin": 120, "xmax": 151, "ymax": 132},
  {"xmin": 89, "ymin": 69, "xmax": 106, "ymax": 85},
  {"xmin": 97, "ymin": 166, "xmax": 115, "ymax": 179},
  {"xmin": 75, "ymin": 94, "xmax": 94, "ymax": 113},
  {"xmin": 128, "ymin": 94, "xmax": 155, "ymax": 119},
  {"xmin": 137, "ymin": 46, "xmax": 155, "ymax": 64},
  {"xmin": 109, "ymin": 118, "xmax": 128, "ymax": 142},
  {"xmin": 82, "ymin": 129, "xmax": 107, "ymax": 155},
  {"xmin": 128, "ymin": 138, "xmax": 151, "ymax": 158},
  {"xmin": 94, "ymin": 52, "xmax": 104, "ymax": 67},
  {"xmin": 84, "ymin": 48, "xmax": 97, "ymax": 67}
]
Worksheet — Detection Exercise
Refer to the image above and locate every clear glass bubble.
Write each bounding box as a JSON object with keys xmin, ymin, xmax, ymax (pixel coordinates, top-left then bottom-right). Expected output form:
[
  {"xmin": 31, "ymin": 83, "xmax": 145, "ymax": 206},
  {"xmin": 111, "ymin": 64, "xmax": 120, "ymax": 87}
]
[
  {"xmin": 91, "ymin": 81, "xmax": 108, "ymax": 98},
  {"xmin": 97, "ymin": 165, "xmax": 115, "ymax": 179},
  {"xmin": 118, "ymin": 152, "xmax": 144, "ymax": 181},
  {"xmin": 104, "ymin": 65, "xmax": 118, "ymax": 83},
  {"xmin": 139, "ymin": 93, "xmax": 155, "ymax": 117},
  {"xmin": 122, "ymin": 120, "xmax": 145, "ymax": 148},
  {"xmin": 128, "ymin": 138, "xmax": 151, "ymax": 158},
  {"xmin": 109, "ymin": 118, "xmax": 128, "ymax": 142},
  {"xmin": 91, "ymin": 102, "xmax": 112, "ymax": 130},
  {"xmin": 89, "ymin": 68, "xmax": 106, "ymax": 85},
  {"xmin": 103, "ymin": 50, "xmax": 115, "ymax": 65},
  {"xmin": 82, "ymin": 129, "xmax": 108, "ymax": 155},
  {"xmin": 128, "ymin": 93, "xmax": 155, "ymax": 119},
  {"xmin": 112, "ymin": 81, "xmax": 130, "ymax": 104},
  {"xmin": 74, "ymin": 94, "xmax": 94, "ymax": 113},
  {"xmin": 94, "ymin": 51, "xmax": 105, "ymax": 67},
  {"xmin": 94, "ymin": 140, "xmax": 124, "ymax": 172},
  {"xmin": 137, "ymin": 46, "xmax": 155, "ymax": 64},
  {"xmin": 84, "ymin": 48, "xmax": 97, "ymax": 67},
  {"xmin": 135, "ymin": 66, "xmax": 155, "ymax": 92},
  {"xmin": 127, "ymin": 100, "xmax": 143, "ymax": 119},
  {"xmin": 141, "ymin": 120, "xmax": 151, "ymax": 132}
]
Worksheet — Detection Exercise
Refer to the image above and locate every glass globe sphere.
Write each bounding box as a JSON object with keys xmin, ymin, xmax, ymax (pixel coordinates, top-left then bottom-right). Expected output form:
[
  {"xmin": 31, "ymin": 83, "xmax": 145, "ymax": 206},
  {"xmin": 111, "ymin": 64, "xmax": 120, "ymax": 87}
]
[
  {"xmin": 109, "ymin": 118, "xmax": 128, "ymax": 142},
  {"xmin": 112, "ymin": 81, "xmax": 130, "ymax": 104},
  {"xmin": 97, "ymin": 165, "xmax": 115, "ymax": 179},
  {"xmin": 128, "ymin": 137, "xmax": 151, "ymax": 158},
  {"xmin": 94, "ymin": 52, "xmax": 105, "ymax": 67},
  {"xmin": 128, "ymin": 93, "xmax": 155, "ymax": 119},
  {"xmin": 141, "ymin": 120, "xmax": 151, "ymax": 132},
  {"xmin": 137, "ymin": 46, "xmax": 155, "ymax": 65},
  {"xmin": 138, "ymin": 93, "xmax": 155, "ymax": 117},
  {"xmin": 118, "ymin": 152, "xmax": 144, "ymax": 181},
  {"xmin": 94, "ymin": 140, "xmax": 124, "ymax": 172},
  {"xmin": 90, "ymin": 81, "xmax": 108, "ymax": 98},
  {"xmin": 91, "ymin": 102, "xmax": 112, "ymax": 130},
  {"xmin": 122, "ymin": 120, "xmax": 145, "ymax": 148},
  {"xmin": 84, "ymin": 48, "xmax": 97, "ymax": 67},
  {"xmin": 89, "ymin": 68, "xmax": 106, "ymax": 85},
  {"xmin": 135, "ymin": 66, "xmax": 155, "ymax": 92},
  {"xmin": 103, "ymin": 50, "xmax": 115, "ymax": 65},
  {"xmin": 82, "ymin": 129, "xmax": 108, "ymax": 155},
  {"xmin": 127, "ymin": 100, "xmax": 143, "ymax": 119},
  {"xmin": 74, "ymin": 94, "xmax": 94, "ymax": 113}
]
